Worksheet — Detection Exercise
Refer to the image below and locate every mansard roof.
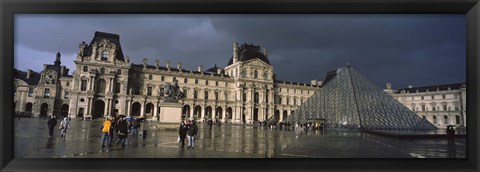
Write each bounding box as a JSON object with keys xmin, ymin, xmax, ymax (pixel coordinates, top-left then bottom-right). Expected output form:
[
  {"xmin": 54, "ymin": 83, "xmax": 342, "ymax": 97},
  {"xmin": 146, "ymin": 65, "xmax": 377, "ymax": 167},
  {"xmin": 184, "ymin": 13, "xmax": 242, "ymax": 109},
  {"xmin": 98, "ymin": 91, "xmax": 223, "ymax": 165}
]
[
  {"xmin": 227, "ymin": 43, "xmax": 270, "ymax": 66},
  {"xmin": 14, "ymin": 68, "xmax": 41, "ymax": 85},
  {"xmin": 83, "ymin": 31, "xmax": 125, "ymax": 61},
  {"xmin": 130, "ymin": 64, "xmax": 230, "ymax": 77},
  {"xmin": 395, "ymin": 82, "xmax": 466, "ymax": 94},
  {"xmin": 206, "ymin": 64, "xmax": 222, "ymax": 73}
]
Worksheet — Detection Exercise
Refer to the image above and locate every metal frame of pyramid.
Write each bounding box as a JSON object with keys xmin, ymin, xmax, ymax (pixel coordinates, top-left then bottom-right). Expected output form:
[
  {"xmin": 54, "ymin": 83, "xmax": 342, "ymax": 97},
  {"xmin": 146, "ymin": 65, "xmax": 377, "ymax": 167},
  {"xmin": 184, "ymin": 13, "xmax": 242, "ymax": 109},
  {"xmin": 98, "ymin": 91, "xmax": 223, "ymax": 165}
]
[{"xmin": 287, "ymin": 65, "xmax": 436, "ymax": 130}]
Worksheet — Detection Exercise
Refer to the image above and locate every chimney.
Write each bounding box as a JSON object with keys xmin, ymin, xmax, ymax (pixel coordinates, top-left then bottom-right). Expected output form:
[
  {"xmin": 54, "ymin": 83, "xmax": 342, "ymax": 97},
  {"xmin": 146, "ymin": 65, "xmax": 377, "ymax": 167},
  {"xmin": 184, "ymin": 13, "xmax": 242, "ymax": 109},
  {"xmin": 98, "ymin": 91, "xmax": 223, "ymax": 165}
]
[
  {"xmin": 217, "ymin": 68, "xmax": 222, "ymax": 75},
  {"xmin": 198, "ymin": 65, "xmax": 203, "ymax": 72},
  {"xmin": 155, "ymin": 59, "xmax": 160, "ymax": 69},
  {"xmin": 263, "ymin": 48, "xmax": 269, "ymax": 58},
  {"xmin": 408, "ymin": 85, "xmax": 413, "ymax": 88},
  {"xmin": 310, "ymin": 80, "xmax": 317, "ymax": 86},
  {"xmin": 318, "ymin": 81, "xmax": 323, "ymax": 86},
  {"xmin": 233, "ymin": 42, "xmax": 238, "ymax": 63},
  {"xmin": 26, "ymin": 69, "xmax": 32, "ymax": 79},
  {"xmin": 166, "ymin": 61, "xmax": 171, "ymax": 70},
  {"xmin": 177, "ymin": 63, "xmax": 182, "ymax": 70},
  {"xmin": 61, "ymin": 66, "xmax": 65, "ymax": 76},
  {"xmin": 386, "ymin": 83, "xmax": 392, "ymax": 90}
]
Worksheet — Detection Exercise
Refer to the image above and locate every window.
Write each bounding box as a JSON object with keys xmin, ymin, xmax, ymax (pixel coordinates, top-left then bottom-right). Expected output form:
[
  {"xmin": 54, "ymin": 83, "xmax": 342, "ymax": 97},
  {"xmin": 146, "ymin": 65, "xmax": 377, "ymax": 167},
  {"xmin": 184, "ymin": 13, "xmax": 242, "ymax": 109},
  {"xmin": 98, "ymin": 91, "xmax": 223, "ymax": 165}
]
[
  {"xmin": 421, "ymin": 96, "xmax": 424, "ymax": 100},
  {"xmin": 432, "ymin": 107, "xmax": 436, "ymax": 111},
  {"xmin": 254, "ymin": 92, "xmax": 259, "ymax": 104},
  {"xmin": 183, "ymin": 89, "xmax": 187, "ymax": 98},
  {"xmin": 161, "ymin": 76, "xmax": 165, "ymax": 81},
  {"xmin": 81, "ymin": 79, "xmax": 87, "ymax": 91},
  {"xmin": 433, "ymin": 116, "xmax": 437, "ymax": 124},
  {"xmin": 195, "ymin": 79, "xmax": 198, "ymax": 84},
  {"xmin": 44, "ymin": 88, "xmax": 50, "ymax": 98},
  {"xmin": 193, "ymin": 90, "xmax": 198, "ymax": 99},
  {"xmin": 64, "ymin": 91, "xmax": 69, "ymax": 99},
  {"xmin": 149, "ymin": 75, "xmax": 152, "ymax": 80},
  {"xmin": 173, "ymin": 77, "xmax": 176, "ymax": 82},
  {"xmin": 455, "ymin": 106, "xmax": 459, "ymax": 111},
  {"xmin": 243, "ymin": 92, "xmax": 247, "ymax": 102},
  {"xmin": 266, "ymin": 90, "xmax": 269, "ymax": 103},
  {"xmin": 294, "ymin": 98, "xmax": 297, "ymax": 105},
  {"xmin": 215, "ymin": 92, "xmax": 219, "ymax": 101},
  {"xmin": 278, "ymin": 96, "xmax": 282, "ymax": 104},
  {"xmin": 254, "ymin": 70, "xmax": 258, "ymax": 79},
  {"xmin": 101, "ymin": 51, "xmax": 108, "ymax": 61},
  {"xmin": 443, "ymin": 105, "xmax": 447, "ymax": 111},
  {"xmin": 264, "ymin": 71, "xmax": 268, "ymax": 80},
  {"xmin": 287, "ymin": 98, "xmax": 290, "ymax": 105},
  {"xmin": 444, "ymin": 115, "xmax": 449, "ymax": 125},
  {"xmin": 205, "ymin": 80, "xmax": 209, "ymax": 86},
  {"xmin": 117, "ymin": 69, "xmax": 121, "ymax": 75},
  {"xmin": 184, "ymin": 78, "xmax": 188, "ymax": 84},
  {"xmin": 215, "ymin": 81, "xmax": 218, "ymax": 86},
  {"xmin": 224, "ymin": 92, "xmax": 228, "ymax": 101},
  {"xmin": 83, "ymin": 66, "xmax": 88, "ymax": 72},
  {"xmin": 422, "ymin": 105, "xmax": 426, "ymax": 111},
  {"xmin": 96, "ymin": 79, "xmax": 106, "ymax": 93},
  {"xmin": 115, "ymin": 83, "xmax": 121, "ymax": 93},
  {"xmin": 442, "ymin": 95, "xmax": 446, "ymax": 99},
  {"xmin": 147, "ymin": 87, "xmax": 152, "ymax": 96},
  {"xmin": 52, "ymin": 80, "xmax": 56, "ymax": 84},
  {"xmin": 28, "ymin": 87, "xmax": 33, "ymax": 97},
  {"xmin": 204, "ymin": 91, "xmax": 209, "ymax": 100},
  {"xmin": 455, "ymin": 116, "xmax": 461, "ymax": 124},
  {"xmin": 100, "ymin": 68, "xmax": 105, "ymax": 74},
  {"xmin": 242, "ymin": 69, "xmax": 247, "ymax": 77},
  {"xmin": 431, "ymin": 95, "xmax": 434, "ymax": 100},
  {"xmin": 66, "ymin": 82, "xmax": 70, "ymax": 86}
]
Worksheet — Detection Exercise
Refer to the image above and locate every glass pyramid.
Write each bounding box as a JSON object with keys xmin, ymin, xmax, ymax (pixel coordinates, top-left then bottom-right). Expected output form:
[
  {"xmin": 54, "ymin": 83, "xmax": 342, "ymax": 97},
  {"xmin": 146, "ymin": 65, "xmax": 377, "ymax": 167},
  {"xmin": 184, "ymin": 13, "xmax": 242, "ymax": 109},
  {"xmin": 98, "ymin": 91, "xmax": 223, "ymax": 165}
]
[{"xmin": 288, "ymin": 65, "xmax": 436, "ymax": 130}]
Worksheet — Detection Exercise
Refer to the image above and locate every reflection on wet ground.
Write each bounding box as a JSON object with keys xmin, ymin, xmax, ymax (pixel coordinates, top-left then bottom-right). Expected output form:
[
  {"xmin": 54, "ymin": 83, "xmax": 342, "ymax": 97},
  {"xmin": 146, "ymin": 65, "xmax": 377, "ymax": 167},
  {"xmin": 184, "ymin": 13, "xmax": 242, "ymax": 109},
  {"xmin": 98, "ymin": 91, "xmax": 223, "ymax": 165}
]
[{"xmin": 14, "ymin": 118, "xmax": 465, "ymax": 158}]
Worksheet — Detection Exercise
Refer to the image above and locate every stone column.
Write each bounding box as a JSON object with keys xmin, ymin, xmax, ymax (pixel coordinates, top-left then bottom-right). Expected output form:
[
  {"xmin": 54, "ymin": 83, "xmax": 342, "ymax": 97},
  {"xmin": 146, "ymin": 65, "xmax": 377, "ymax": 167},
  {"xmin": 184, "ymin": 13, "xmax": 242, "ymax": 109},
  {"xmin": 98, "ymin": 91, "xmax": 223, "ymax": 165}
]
[
  {"xmin": 222, "ymin": 106, "xmax": 227, "ymax": 122},
  {"xmin": 104, "ymin": 99, "xmax": 109, "ymax": 117},
  {"xmin": 153, "ymin": 101, "xmax": 158, "ymax": 117},
  {"xmin": 201, "ymin": 105, "xmax": 206, "ymax": 122},
  {"xmin": 89, "ymin": 76, "xmax": 94, "ymax": 91},
  {"xmin": 212, "ymin": 106, "xmax": 217, "ymax": 120},
  {"xmin": 87, "ymin": 98, "xmax": 93, "ymax": 115},
  {"xmin": 19, "ymin": 91, "xmax": 26, "ymax": 112},
  {"xmin": 140, "ymin": 101, "xmax": 145, "ymax": 117},
  {"xmin": 127, "ymin": 100, "xmax": 132, "ymax": 117},
  {"xmin": 190, "ymin": 104, "xmax": 195, "ymax": 119}
]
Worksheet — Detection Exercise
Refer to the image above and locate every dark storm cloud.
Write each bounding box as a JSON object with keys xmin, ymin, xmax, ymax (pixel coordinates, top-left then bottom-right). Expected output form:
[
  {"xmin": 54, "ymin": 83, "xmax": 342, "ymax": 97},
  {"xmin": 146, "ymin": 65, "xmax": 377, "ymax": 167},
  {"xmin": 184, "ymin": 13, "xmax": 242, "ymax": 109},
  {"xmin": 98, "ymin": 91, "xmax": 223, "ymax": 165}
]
[{"xmin": 15, "ymin": 14, "xmax": 465, "ymax": 89}]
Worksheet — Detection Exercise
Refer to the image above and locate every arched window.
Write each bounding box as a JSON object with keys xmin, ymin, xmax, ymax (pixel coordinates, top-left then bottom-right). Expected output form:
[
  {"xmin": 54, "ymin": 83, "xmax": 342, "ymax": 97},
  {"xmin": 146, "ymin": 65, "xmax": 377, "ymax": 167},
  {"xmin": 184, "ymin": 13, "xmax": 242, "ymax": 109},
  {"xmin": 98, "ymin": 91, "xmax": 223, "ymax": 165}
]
[
  {"xmin": 455, "ymin": 115, "xmax": 461, "ymax": 124},
  {"xmin": 96, "ymin": 79, "xmax": 107, "ymax": 93},
  {"xmin": 195, "ymin": 79, "xmax": 198, "ymax": 84},
  {"xmin": 204, "ymin": 90, "xmax": 209, "ymax": 100},
  {"xmin": 101, "ymin": 51, "xmax": 108, "ymax": 61},
  {"xmin": 254, "ymin": 92, "xmax": 259, "ymax": 104},
  {"xmin": 205, "ymin": 80, "xmax": 209, "ymax": 85},
  {"xmin": 432, "ymin": 115, "xmax": 437, "ymax": 124},
  {"xmin": 193, "ymin": 90, "xmax": 198, "ymax": 99},
  {"xmin": 100, "ymin": 68, "xmax": 105, "ymax": 74},
  {"xmin": 184, "ymin": 78, "xmax": 188, "ymax": 83},
  {"xmin": 444, "ymin": 115, "xmax": 449, "ymax": 125},
  {"xmin": 254, "ymin": 70, "xmax": 258, "ymax": 79},
  {"xmin": 242, "ymin": 69, "xmax": 247, "ymax": 78}
]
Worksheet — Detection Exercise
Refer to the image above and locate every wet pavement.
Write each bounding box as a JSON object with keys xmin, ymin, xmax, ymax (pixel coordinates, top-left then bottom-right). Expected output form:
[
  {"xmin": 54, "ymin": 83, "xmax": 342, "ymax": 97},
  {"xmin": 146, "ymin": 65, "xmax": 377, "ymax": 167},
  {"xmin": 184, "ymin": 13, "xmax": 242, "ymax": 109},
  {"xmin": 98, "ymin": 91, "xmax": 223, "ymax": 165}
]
[{"xmin": 14, "ymin": 118, "xmax": 465, "ymax": 158}]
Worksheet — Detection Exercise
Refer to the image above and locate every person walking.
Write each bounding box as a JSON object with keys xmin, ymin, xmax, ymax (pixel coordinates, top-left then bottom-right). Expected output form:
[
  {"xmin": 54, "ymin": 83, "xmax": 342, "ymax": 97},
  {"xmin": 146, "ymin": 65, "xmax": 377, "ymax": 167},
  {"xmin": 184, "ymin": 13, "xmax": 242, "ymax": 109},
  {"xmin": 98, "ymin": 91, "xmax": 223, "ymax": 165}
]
[
  {"xmin": 116, "ymin": 117, "xmax": 129, "ymax": 147},
  {"xmin": 178, "ymin": 121, "xmax": 188, "ymax": 148},
  {"xmin": 47, "ymin": 116, "xmax": 57, "ymax": 137},
  {"xmin": 59, "ymin": 117, "xmax": 70, "ymax": 138},
  {"xmin": 187, "ymin": 120, "xmax": 198, "ymax": 149},
  {"xmin": 101, "ymin": 116, "xmax": 113, "ymax": 147}
]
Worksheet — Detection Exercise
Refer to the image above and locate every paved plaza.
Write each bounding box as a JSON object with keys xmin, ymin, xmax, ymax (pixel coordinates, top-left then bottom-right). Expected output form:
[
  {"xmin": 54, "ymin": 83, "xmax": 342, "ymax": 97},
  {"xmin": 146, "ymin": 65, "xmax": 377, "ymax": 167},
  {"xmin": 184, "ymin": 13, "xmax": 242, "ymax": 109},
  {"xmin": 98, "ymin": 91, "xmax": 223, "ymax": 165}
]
[{"xmin": 14, "ymin": 118, "xmax": 465, "ymax": 158}]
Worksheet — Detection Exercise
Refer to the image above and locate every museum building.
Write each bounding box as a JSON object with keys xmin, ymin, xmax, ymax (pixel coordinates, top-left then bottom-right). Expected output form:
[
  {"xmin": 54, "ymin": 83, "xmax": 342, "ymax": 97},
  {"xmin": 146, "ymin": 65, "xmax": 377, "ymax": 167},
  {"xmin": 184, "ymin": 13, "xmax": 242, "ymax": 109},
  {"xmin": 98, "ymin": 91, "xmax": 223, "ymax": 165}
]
[{"xmin": 14, "ymin": 31, "xmax": 319, "ymax": 124}]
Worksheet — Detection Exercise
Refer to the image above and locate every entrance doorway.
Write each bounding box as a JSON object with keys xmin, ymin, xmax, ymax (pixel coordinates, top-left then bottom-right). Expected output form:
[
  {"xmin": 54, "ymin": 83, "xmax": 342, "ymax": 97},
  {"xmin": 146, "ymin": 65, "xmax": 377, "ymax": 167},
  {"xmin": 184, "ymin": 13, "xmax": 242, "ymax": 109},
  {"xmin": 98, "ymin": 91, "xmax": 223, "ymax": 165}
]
[
  {"xmin": 145, "ymin": 103, "xmax": 154, "ymax": 118},
  {"xmin": 61, "ymin": 104, "xmax": 69, "ymax": 117},
  {"xmin": 131, "ymin": 102, "xmax": 141, "ymax": 117},
  {"xmin": 93, "ymin": 100, "xmax": 105, "ymax": 119},
  {"xmin": 40, "ymin": 103, "xmax": 49, "ymax": 118}
]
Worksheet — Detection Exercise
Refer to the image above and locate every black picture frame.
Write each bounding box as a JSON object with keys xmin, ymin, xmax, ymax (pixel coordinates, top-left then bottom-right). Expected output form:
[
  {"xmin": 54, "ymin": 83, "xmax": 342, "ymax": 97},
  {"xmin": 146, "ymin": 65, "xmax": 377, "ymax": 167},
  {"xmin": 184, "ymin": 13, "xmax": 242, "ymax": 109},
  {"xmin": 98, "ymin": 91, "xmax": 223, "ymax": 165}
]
[{"xmin": 1, "ymin": 0, "xmax": 479, "ymax": 172}]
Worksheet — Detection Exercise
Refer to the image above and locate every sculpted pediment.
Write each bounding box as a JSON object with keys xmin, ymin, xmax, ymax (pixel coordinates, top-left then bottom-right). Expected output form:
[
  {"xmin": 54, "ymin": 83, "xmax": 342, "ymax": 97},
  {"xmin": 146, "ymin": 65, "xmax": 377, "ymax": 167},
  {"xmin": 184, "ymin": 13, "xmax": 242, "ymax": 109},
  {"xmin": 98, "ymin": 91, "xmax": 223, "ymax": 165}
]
[{"xmin": 244, "ymin": 59, "xmax": 272, "ymax": 68}]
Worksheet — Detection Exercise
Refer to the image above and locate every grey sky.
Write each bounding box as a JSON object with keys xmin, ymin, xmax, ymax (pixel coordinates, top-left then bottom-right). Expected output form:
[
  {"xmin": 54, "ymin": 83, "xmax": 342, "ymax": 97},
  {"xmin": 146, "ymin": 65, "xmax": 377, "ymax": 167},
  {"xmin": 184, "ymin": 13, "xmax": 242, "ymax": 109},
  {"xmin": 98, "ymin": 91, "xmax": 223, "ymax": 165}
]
[{"xmin": 14, "ymin": 14, "xmax": 466, "ymax": 89}]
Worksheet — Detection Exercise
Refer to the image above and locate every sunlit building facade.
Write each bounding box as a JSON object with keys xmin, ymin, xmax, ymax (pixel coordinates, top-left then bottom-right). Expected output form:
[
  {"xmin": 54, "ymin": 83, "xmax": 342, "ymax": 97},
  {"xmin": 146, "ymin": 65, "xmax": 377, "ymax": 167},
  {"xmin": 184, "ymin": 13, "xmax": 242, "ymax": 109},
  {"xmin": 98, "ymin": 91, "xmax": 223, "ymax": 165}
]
[{"xmin": 14, "ymin": 31, "xmax": 319, "ymax": 124}]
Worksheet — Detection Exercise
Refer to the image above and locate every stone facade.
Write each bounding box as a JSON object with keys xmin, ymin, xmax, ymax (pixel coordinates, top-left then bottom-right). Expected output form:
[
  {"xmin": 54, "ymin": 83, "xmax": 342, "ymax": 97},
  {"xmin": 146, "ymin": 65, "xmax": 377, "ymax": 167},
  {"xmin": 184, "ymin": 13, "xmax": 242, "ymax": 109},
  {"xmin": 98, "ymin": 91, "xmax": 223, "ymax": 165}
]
[
  {"xmin": 14, "ymin": 31, "xmax": 319, "ymax": 124},
  {"xmin": 385, "ymin": 83, "xmax": 467, "ymax": 128}
]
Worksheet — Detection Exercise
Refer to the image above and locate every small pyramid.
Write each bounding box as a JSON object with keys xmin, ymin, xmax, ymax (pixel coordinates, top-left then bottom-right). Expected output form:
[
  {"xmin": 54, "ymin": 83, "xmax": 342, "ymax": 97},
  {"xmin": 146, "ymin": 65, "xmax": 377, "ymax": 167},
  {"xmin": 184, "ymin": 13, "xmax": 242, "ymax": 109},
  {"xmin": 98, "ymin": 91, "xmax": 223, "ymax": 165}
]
[{"xmin": 288, "ymin": 66, "xmax": 436, "ymax": 130}]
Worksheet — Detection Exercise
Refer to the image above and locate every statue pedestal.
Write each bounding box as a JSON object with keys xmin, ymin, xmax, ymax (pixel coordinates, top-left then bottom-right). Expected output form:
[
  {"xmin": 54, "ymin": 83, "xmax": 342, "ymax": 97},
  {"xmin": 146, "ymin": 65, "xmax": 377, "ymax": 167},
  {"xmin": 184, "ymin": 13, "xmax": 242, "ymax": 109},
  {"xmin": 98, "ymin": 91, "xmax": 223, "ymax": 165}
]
[{"xmin": 159, "ymin": 102, "xmax": 182, "ymax": 124}]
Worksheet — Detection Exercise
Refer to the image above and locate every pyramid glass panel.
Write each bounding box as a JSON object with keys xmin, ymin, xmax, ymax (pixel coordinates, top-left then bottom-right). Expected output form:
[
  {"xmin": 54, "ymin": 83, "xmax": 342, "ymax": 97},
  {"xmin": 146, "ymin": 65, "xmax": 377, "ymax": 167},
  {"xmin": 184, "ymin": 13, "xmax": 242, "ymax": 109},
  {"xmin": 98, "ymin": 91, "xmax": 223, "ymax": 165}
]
[{"xmin": 287, "ymin": 66, "xmax": 436, "ymax": 130}]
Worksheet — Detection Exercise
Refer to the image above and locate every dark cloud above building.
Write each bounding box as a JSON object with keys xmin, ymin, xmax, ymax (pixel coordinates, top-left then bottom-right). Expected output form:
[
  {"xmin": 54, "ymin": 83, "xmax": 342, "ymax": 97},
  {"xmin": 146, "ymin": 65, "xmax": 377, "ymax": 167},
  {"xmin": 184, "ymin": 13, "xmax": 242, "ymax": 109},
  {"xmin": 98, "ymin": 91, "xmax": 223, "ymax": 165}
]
[{"xmin": 15, "ymin": 14, "xmax": 466, "ymax": 89}]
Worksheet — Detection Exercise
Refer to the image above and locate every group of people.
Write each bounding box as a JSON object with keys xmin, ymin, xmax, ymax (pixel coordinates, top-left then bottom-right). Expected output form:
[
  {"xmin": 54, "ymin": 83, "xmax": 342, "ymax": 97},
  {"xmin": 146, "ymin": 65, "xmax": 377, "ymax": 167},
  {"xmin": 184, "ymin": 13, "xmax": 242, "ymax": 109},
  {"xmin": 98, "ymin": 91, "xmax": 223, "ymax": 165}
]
[
  {"xmin": 101, "ymin": 116, "xmax": 137, "ymax": 147},
  {"xmin": 47, "ymin": 116, "xmax": 70, "ymax": 138},
  {"xmin": 178, "ymin": 120, "xmax": 198, "ymax": 149}
]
